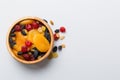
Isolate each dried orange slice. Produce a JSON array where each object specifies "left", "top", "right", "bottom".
[
  {"left": 33, "top": 34, "right": 50, "bottom": 52},
  {"left": 20, "top": 19, "right": 34, "bottom": 25}
]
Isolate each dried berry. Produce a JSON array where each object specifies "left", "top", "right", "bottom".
[
  {"left": 21, "top": 29, "right": 27, "bottom": 36},
  {"left": 43, "top": 19, "right": 48, "bottom": 23},
  {"left": 14, "top": 25, "right": 21, "bottom": 31},
  {"left": 10, "top": 33, "right": 16, "bottom": 37},
  {"left": 25, "top": 40, "right": 32, "bottom": 47},
  {"left": 25, "top": 24, "right": 33, "bottom": 31},
  {"left": 21, "top": 46, "right": 28, "bottom": 53},
  {"left": 44, "top": 30, "right": 51, "bottom": 42},
  {"left": 58, "top": 45, "right": 62, "bottom": 51},
  {"left": 54, "top": 34, "right": 59, "bottom": 40},
  {"left": 31, "top": 21, "right": 39, "bottom": 29},
  {"left": 54, "top": 29, "right": 59, "bottom": 33},
  {"left": 10, "top": 41, "right": 16, "bottom": 48},
  {"left": 52, "top": 46, "right": 57, "bottom": 52},
  {"left": 60, "top": 26, "right": 66, "bottom": 33},
  {"left": 22, "top": 54, "right": 31, "bottom": 61},
  {"left": 17, "top": 51, "right": 23, "bottom": 55},
  {"left": 33, "top": 50, "right": 39, "bottom": 59}
]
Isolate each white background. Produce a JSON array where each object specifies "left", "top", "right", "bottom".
[{"left": 0, "top": 0, "right": 120, "bottom": 80}]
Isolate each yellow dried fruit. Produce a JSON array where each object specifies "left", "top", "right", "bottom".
[
  {"left": 50, "top": 20, "right": 54, "bottom": 25},
  {"left": 60, "top": 36, "right": 65, "bottom": 40},
  {"left": 61, "top": 44, "right": 66, "bottom": 48},
  {"left": 20, "top": 19, "right": 34, "bottom": 25},
  {"left": 52, "top": 52, "right": 58, "bottom": 58},
  {"left": 27, "top": 30, "right": 40, "bottom": 42},
  {"left": 33, "top": 34, "right": 50, "bottom": 52},
  {"left": 41, "top": 26, "right": 46, "bottom": 32}
]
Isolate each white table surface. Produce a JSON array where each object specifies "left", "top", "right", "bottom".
[{"left": 0, "top": 0, "right": 120, "bottom": 80}]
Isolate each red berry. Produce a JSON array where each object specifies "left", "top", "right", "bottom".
[
  {"left": 60, "top": 26, "right": 66, "bottom": 33},
  {"left": 30, "top": 55, "right": 35, "bottom": 61},
  {"left": 14, "top": 25, "right": 21, "bottom": 31},
  {"left": 22, "top": 54, "right": 31, "bottom": 61},
  {"left": 25, "top": 24, "right": 33, "bottom": 31},
  {"left": 25, "top": 40, "right": 32, "bottom": 47},
  {"left": 21, "top": 46, "right": 28, "bottom": 52},
  {"left": 31, "top": 22, "right": 39, "bottom": 29},
  {"left": 54, "top": 34, "right": 59, "bottom": 40}
]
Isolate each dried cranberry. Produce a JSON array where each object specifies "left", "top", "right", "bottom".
[
  {"left": 60, "top": 26, "right": 66, "bottom": 33},
  {"left": 31, "top": 22, "right": 39, "bottom": 29},
  {"left": 22, "top": 54, "right": 31, "bottom": 61},
  {"left": 25, "top": 24, "right": 33, "bottom": 31},
  {"left": 30, "top": 54, "right": 35, "bottom": 61},
  {"left": 25, "top": 40, "right": 32, "bottom": 47},
  {"left": 54, "top": 34, "right": 59, "bottom": 40},
  {"left": 21, "top": 46, "right": 28, "bottom": 52},
  {"left": 14, "top": 25, "right": 21, "bottom": 31}
]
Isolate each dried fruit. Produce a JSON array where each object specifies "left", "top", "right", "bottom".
[
  {"left": 33, "top": 34, "right": 50, "bottom": 52},
  {"left": 54, "top": 29, "right": 59, "bottom": 33},
  {"left": 32, "top": 21, "right": 39, "bottom": 29},
  {"left": 61, "top": 44, "right": 66, "bottom": 48},
  {"left": 21, "top": 46, "right": 28, "bottom": 53},
  {"left": 60, "top": 26, "right": 66, "bottom": 33},
  {"left": 50, "top": 20, "right": 54, "bottom": 25},
  {"left": 25, "top": 24, "right": 33, "bottom": 31},
  {"left": 14, "top": 25, "right": 21, "bottom": 31},
  {"left": 10, "top": 33, "right": 16, "bottom": 37},
  {"left": 22, "top": 54, "right": 31, "bottom": 61},
  {"left": 21, "top": 29, "right": 27, "bottom": 36},
  {"left": 33, "top": 50, "right": 39, "bottom": 59},
  {"left": 54, "top": 34, "right": 59, "bottom": 40},
  {"left": 52, "top": 52, "right": 58, "bottom": 58},
  {"left": 25, "top": 40, "right": 32, "bottom": 47},
  {"left": 52, "top": 46, "right": 57, "bottom": 52},
  {"left": 17, "top": 51, "right": 23, "bottom": 55},
  {"left": 20, "top": 19, "right": 34, "bottom": 25},
  {"left": 58, "top": 45, "right": 62, "bottom": 51},
  {"left": 41, "top": 26, "right": 46, "bottom": 32},
  {"left": 43, "top": 19, "right": 48, "bottom": 23},
  {"left": 60, "top": 36, "right": 65, "bottom": 40}
]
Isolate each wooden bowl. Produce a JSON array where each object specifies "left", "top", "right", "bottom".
[{"left": 6, "top": 17, "right": 54, "bottom": 64}]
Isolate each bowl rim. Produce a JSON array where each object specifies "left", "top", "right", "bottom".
[{"left": 6, "top": 16, "right": 54, "bottom": 64}]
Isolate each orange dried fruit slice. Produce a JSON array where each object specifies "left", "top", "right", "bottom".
[
  {"left": 27, "top": 30, "right": 44, "bottom": 42},
  {"left": 20, "top": 19, "right": 34, "bottom": 25},
  {"left": 33, "top": 34, "right": 50, "bottom": 52},
  {"left": 13, "top": 32, "right": 26, "bottom": 51}
]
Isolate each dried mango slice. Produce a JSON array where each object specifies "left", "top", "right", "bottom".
[
  {"left": 33, "top": 34, "right": 50, "bottom": 52},
  {"left": 13, "top": 32, "right": 26, "bottom": 51},
  {"left": 20, "top": 19, "right": 34, "bottom": 25},
  {"left": 27, "top": 29, "right": 44, "bottom": 42}
]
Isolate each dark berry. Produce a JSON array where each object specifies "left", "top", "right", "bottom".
[
  {"left": 21, "top": 46, "right": 28, "bottom": 52},
  {"left": 21, "top": 25, "right": 25, "bottom": 29},
  {"left": 25, "top": 40, "right": 32, "bottom": 47},
  {"left": 31, "top": 22, "right": 39, "bottom": 29},
  {"left": 52, "top": 46, "right": 57, "bottom": 52},
  {"left": 22, "top": 54, "right": 31, "bottom": 61},
  {"left": 9, "top": 37, "right": 13, "bottom": 43},
  {"left": 11, "top": 28, "right": 15, "bottom": 33},
  {"left": 60, "top": 26, "right": 66, "bottom": 33},
  {"left": 10, "top": 41, "right": 16, "bottom": 48},
  {"left": 21, "top": 29, "right": 27, "bottom": 36},
  {"left": 10, "top": 33, "right": 16, "bottom": 37},
  {"left": 44, "top": 30, "right": 51, "bottom": 42},
  {"left": 17, "top": 51, "right": 23, "bottom": 55},
  {"left": 33, "top": 50, "right": 39, "bottom": 59},
  {"left": 43, "top": 19, "right": 48, "bottom": 23},
  {"left": 14, "top": 25, "right": 21, "bottom": 31},
  {"left": 55, "top": 29, "right": 59, "bottom": 33},
  {"left": 30, "top": 54, "right": 35, "bottom": 61},
  {"left": 58, "top": 46, "right": 62, "bottom": 51},
  {"left": 25, "top": 24, "right": 33, "bottom": 31}
]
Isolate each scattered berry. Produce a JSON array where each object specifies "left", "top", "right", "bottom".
[
  {"left": 54, "top": 29, "right": 59, "bottom": 33},
  {"left": 52, "top": 46, "right": 57, "bottom": 52},
  {"left": 25, "top": 24, "right": 33, "bottom": 31},
  {"left": 21, "top": 46, "right": 28, "bottom": 52},
  {"left": 60, "top": 26, "right": 66, "bottom": 33},
  {"left": 15, "top": 25, "right": 21, "bottom": 31},
  {"left": 58, "top": 45, "right": 62, "bottom": 51},
  {"left": 25, "top": 40, "right": 32, "bottom": 47},
  {"left": 54, "top": 34, "right": 59, "bottom": 40},
  {"left": 50, "top": 20, "right": 54, "bottom": 25}
]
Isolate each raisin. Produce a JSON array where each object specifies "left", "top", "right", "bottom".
[
  {"left": 52, "top": 46, "right": 57, "bottom": 52},
  {"left": 21, "top": 29, "right": 27, "bottom": 36},
  {"left": 10, "top": 33, "right": 16, "bottom": 37},
  {"left": 17, "top": 51, "right": 23, "bottom": 55},
  {"left": 43, "top": 19, "right": 48, "bottom": 23},
  {"left": 55, "top": 29, "right": 59, "bottom": 33}
]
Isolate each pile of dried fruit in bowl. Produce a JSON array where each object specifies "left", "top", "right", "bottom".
[{"left": 9, "top": 19, "right": 51, "bottom": 61}]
